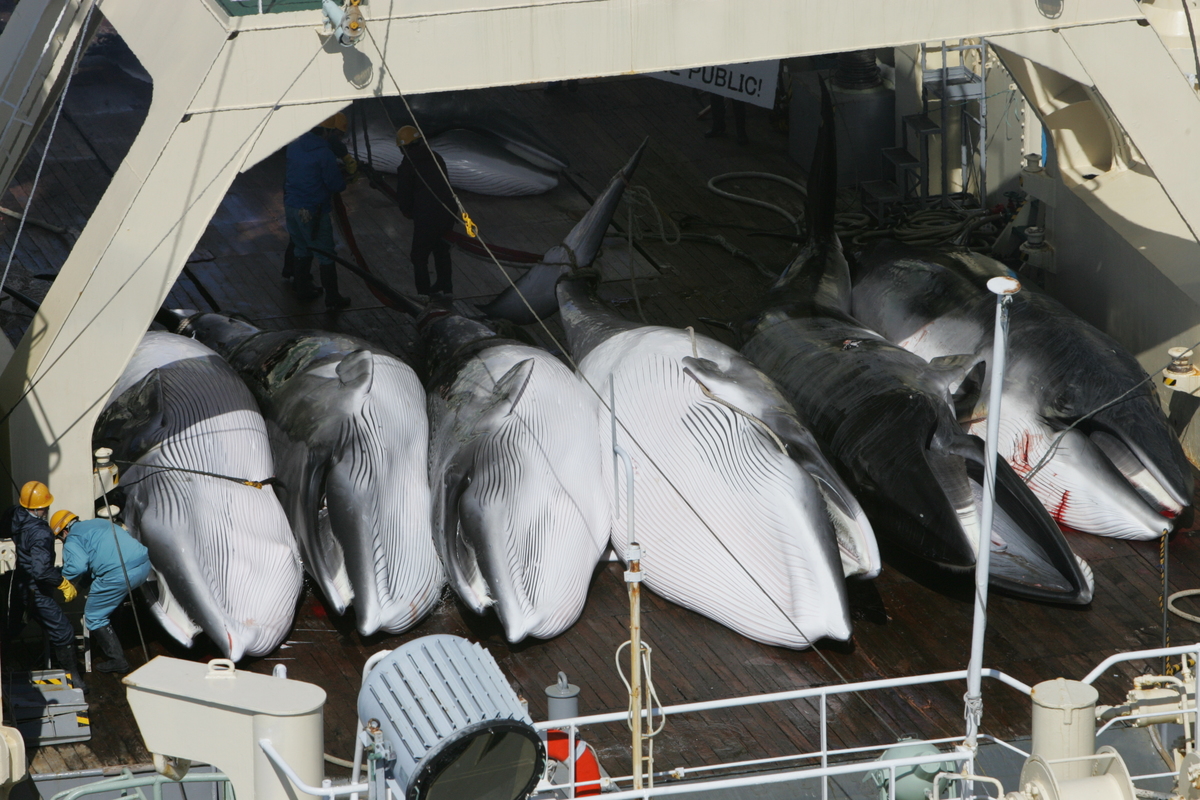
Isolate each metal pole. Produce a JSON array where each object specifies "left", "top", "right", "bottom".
[
  {"left": 964, "top": 275, "right": 1020, "bottom": 748},
  {"left": 628, "top": 544, "right": 644, "bottom": 790}
]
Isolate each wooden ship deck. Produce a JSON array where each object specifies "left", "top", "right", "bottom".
[{"left": 0, "top": 21, "right": 1197, "bottom": 783}]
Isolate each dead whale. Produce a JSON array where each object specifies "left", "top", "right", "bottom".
[
  {"left": 177, "top": 313, "right": 443, "bottom": 636},
  {"left": 94, "top": 332, "right": 303, "bottom": 660}
]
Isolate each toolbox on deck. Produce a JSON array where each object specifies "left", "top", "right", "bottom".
[{"left": 3, "top": 669, "right": 90, "bottom": 745}]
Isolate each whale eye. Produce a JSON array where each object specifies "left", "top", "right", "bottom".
[{"left": 1051, "top": 389, "right": 1076, "bottom": 415}]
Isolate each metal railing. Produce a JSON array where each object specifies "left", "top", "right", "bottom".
[
  {"left": 50, "top": 768, "right": 234, "bottom": 800},
  {"left": 531, "top": 668, "right": 1023, "bottom": 800},
  {"left": 529, "top": 644, "right": 1200, "bottom": 800}
]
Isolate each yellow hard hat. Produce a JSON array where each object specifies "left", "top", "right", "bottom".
[
  {"left": 50, "top": 509, "right": 78, "bottom": 535},
  {"left": 320, "top": 112, "right": 349, "bottom": 133},
  {"left": 396, "top": 125, "right": 421, "bottom": 147},
  {"left": 19, "top": 480, "right": 52, "bottom": 509}
]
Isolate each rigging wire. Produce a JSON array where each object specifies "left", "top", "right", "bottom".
[
  {"left": 361, "top": 29, "right": 902, "bottom": 740},
  {"left": 0, "top": 40, "right": 329, "bottom": 436},
  {"left": 97, "top": 481, "right": 150, "bottom": 665},
  {"left": 1021, "top": 338, "right": 1200, "bottom": 486},
  {"left": 0, "top": 0, "right": 99, "bottom": 300}
]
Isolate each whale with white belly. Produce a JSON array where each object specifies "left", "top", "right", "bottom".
[
  {"left": 94, "top": 332, "right": 302, "bottom": 660},
  {"left": 176, "top": 313, "right": 443, "bottom": 636}
]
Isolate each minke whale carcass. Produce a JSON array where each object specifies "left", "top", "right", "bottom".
[
  {"left": 362, "top": 127, "right": 559, "bottom": 197},
  {"left": 361, "top": 92, "right": 567, "bottom": 196},
  {"left": 423, "top": 310, "right": 609, "bottom": 643},
  {"left": 176, "top": 313, "right": 443, "bottom": 636},
  {"left": 850, "top": 243, "right": 1192, "bottom": 540},
  {"left": 740, "top": 83, "right": 1092, "bottom": 604},
  {"left": 490, "top": 140, "right": 873, "bottom": 646},
  {"left": 93, "top": 332, "right": 303, "bottom": 659}
]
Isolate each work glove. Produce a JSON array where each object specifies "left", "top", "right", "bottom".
[
  {"left": 341, "top": 154, "right": 360, "bottom": 182},
  {"left": 58, "top": 578, "right": 76, "bottom": 603}
]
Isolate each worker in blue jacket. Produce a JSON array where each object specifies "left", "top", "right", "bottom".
[
  {"left": 51, "top": 509, "right": 150, "bottom": 674},
  {"left": 282, "top": 112, "right": 352, "bottom": 310},
  {"left": 2, "top": 481, "right": 85, "bottom": 691}
]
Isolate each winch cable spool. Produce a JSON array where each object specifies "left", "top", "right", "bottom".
[
  {"left": 96, "top": 456, "right": 150, "bottom": 664},
  {"left": 360, "top": 42, "right": 906, "bottom": 746}
]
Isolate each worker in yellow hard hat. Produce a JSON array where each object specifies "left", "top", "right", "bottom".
[
  {"left": 2, "top": 481, "right": 85, "bottom": 692},
  {"left": 281, "top": 111, "right": 354, "bottom": 311},
  {"left": 395, "top": 124, "right": 458, "bottom": 298},
  {"left": 52, "top": 508, "right": 150, "bottom": 673}
]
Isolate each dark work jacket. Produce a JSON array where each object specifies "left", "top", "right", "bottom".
[
  {"left": 396, "top": 143, "right": 457, "bottom": 231},
  {"left": 284, "top": 132, "right": 346, "bottom": 215},
  {"left": 6, "top": 506, "right": 62, "bottom": 593}
]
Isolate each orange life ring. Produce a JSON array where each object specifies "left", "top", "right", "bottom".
[{"left": 545, "top": 729, "right": 602, "bottom": 796}]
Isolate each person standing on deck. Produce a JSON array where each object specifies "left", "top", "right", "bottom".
[
  {"left": 1, "top": 481, "right": 86, "bottom": 692},
  {"left": 51, "top": 509, "right": 150, "bottom": 674},
  {"left": 705, "top": 92, "right": 748, "bottom": 145},
  {"left": 396, "top": 125, "right": 458, "bottom": 298},
  {"left": 282, "top": 113, "right": 353, "bottom": 311}
]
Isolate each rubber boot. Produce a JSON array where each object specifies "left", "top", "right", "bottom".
[
  {"left": 90, "top": 624, "right": 129, "bottom": 674},
  {"left": 291, "top": 255, "right": 323, "bottom": 302},
  {"left": 53, "top": 644, "right": 87, "bottom": 694},
  {"left": 319, "top": 261, "right": 350, "bottom": 310}
]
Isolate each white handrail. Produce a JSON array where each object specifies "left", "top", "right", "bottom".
[
  {"left": 258, "top": 739, "right": 369, "bottom": 799},
  {"left": 574, "top": 750, "right": 968, "bottom": 800},
  {"left": 533, "top": 668, "right": 1030, "bottom": 731},
  {"left": 1082, "top": 644, "right": 1200, "bottom": 684},
  {"left": 1096, "top": 706, "right": 1199, "bottom": 735}
]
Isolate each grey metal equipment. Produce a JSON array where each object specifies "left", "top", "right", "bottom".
[
  {"left": 356, "top": 635, "right": 545, "bottom": 800},
  {"left": 544, "top": 672, "right": 580, "bottom": 721},
  {"left": 1030, "top": 678, "right": 1098, "bottom": 780},
  {"left": 4, "top": 670, "right": 89, "bottom": 746}
]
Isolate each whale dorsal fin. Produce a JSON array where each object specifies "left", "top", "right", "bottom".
[
  {"left": 336, "top": 350, "right": 374, "bottom": 393},
  {"left": 489, "top": 358, "right": 535, "bottom": 417},
  {"left": 927, "top": 353, "right": 985, "bottom": 420}
]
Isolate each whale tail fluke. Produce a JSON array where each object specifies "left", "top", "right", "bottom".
[{"left": 481, "top": 139, "right": 649, "bottom": 325}]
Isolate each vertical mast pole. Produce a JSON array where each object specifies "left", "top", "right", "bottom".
[
  {"left": 613, "top": 377, "right": 645, "bottom": 790},
  {"left": 628, "top": 544, "right": 643, "bottom": 790},
  {"left": 965, "top": 275, "right": 1020, "bottom": 748}
]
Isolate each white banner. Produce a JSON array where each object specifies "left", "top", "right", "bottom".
[{"left": 650, "top": 61, "right": 780, "bottom": 109}]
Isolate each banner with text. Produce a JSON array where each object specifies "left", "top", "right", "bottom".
[{"left": 650, "top": 61, "right": 780, "bottom": 109}]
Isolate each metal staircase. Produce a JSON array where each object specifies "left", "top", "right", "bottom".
[{"left": 886, "top": 40, "right": 989, "bottom": 208}]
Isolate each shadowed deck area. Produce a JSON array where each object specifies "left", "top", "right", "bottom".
[{"left": 0, "top": 34, "right": 1196, "bottom": 784}]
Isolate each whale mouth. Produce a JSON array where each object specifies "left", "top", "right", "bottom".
[
  {"left": 971, "top": 478, "right": 1071, "bottom": 596},
  {"left": 1079, "top": 405, "right": 1192, "bottom": 511},
  {"left": 1087, "top": 428, "right": 1185, "bottom": 519}
]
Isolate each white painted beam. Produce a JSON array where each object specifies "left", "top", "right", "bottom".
[
  {"left": 1059, "top": 20, "right": 1200, "bottom": 243},
  {"left": 0, "top": 0, "right": 97, "bottom": 203},
  {"left": 0, "top": 0, "right": 1152, "bottom": 512},
  {"left": 0, "top": 0, "right": 296, "bottom": 514},
  {"left": 189, "top": 0, "right": 1141, "bottom": 114}
]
